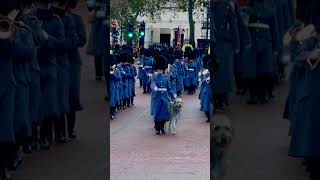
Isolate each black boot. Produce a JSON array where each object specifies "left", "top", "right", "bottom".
[{"left": 67, "top": 112, "right": 77, "bottom": 139}]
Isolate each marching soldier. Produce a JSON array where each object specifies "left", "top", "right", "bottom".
[
  {"left": 0, "top": 1, "right": 31, "bottom": 178},
  {"left": 150, "top": 55, "right": 177, "bottom": 135},
  {"left": 199, "top": 55, "right": 212, "bottom": 123},
  {"left": 173, "top": 49, "right": 185, "bottom": 96},
  {"left": 212, "top": 0, "right": 240, "bottom": 109},
  {"left": 66, "top": 0, "right": 87, "bottom": 139},
  {"left": 141, "top": 49, "right": 155, "bottom": 93},
  {"left": 86, "top": 0, "right": 107, "bottom": 80},
  {"left": 234, "top": 1, "right": 251, "bottom": 95},
  {"left": 243, "top": 0, "right": 280, "bottom": 104},
  {"left": 51, "top": 0, "right": 78, "bottom": 143},
  {"left": 34, "top": 0, "right": 63, "bottom": 149}
]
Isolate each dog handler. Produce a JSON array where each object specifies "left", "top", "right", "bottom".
[{"left": 150, "top": 55, "right": 177, "bottom": 135}]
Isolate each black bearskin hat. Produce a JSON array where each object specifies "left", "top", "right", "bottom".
[
  {"left": 155, "top": 55, "right": 167, "bottom": 70},
  {"left": 66, "top": 0, "right": 78, "bottom": 9},
  {"left": 119, "top": 51, "right": 128, "bottom": 63},
  {"left": 144, "top": 48, "right": 152, "bottom": 57}
]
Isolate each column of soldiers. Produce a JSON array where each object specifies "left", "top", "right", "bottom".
[
  {"left": 212, "top": 0, "right": 295, "bottom": 110},
  {"left": 109, "top": 45, "right": 137, "bottom": 120},
  {"left": 0, "top": 0, "right": 87, "bottom": 179},
  {"left": 282, "top": 0, "right": 320, "bottom": 179}
]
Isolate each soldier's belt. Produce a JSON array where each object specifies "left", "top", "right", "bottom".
[
  {"left": 187, "top": 69, "right": 195, "bottom": 71},
  {"left": 248, "top": 23, "right": 270, "bottom": 29},
  {"left": 143, "top": 66, "right": 152, "bottom": 69},
  {"left": 158, "top": 88, "right": 167, "bottom": 92}
]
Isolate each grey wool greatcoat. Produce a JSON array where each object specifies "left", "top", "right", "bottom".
[
  {"left": 12, "top": 23, "right": 36, "bottom": 137},
  {"left": 212, "top": 0, "right": 240, "bottom": 94},
  {"left": 86, "top": 0, "right": 107, "bottom": 56},
  {"left": 0, "top": 36, "right": 28, "bottom": 143},
  {"left": 234, "top": 3, "right": 252, "bottom": 75},
  {"left": 22, "top": 14, "right": 47, "bottom": 125},
  {"left": 36, "top": 9, "right": 64, "bottom": 119},
  {"left": 243, "top": 1, "right": 279, "bottom": 78},
  {"left": 51, "top": 6, "right": 79, "bottom": 115},
  {"left": 69, "top": 12, "right": 87, "bottom": 112},
  {"left": 288, "top": 59, "right": 320, "bottom": 158}
]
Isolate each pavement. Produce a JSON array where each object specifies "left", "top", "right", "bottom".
[
  {"left": 110, "top": 86, "right": 210, "bottom": 180},
  {"left": 222, "top": 82, "right": 310, "bottom": 180}
]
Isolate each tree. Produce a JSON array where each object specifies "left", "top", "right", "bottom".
[{"left": 174, "top": 0, "right": 206, "bottom": 46}]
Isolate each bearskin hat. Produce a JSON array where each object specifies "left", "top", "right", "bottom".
[
  {"left": 144, "top": 48, "right": 152, "bottom": 57},
  {"left": 119, "top": 51, "right": 128, "bottom": 63},
  {"left": 173, "top": 49, "right": 183, "bottom": 60},
  {"left": 155, "top": 55, "right": 167, "bottom": 70}
]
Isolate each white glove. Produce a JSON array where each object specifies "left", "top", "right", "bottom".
[
  {"left": 173, "top": 94, "right": 177, "bottom": 99},
  {"left": 154, "top": 87, "right": 158, "bottom": 91},
  {"left": 42, "top": 30, "right": 49, "bottom": 40}
]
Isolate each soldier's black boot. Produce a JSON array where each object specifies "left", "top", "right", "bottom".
[
  {"left": 143, "top": 85, "right": 147, "bottom": 93},
  {"left": 131, "top": 97, "right": 134, "bottom": 106},
  {"left": 247, "top": 78, "right": 258, "bottom": 104},
  {"left": 67, "top": 112, "right": 77, "bottom": 139}
]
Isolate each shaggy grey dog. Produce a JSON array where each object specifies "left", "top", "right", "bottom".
[
  {"left": 165, "top": 98, "right": 183, "bottom": 135},
  {"left": 211, "top": 116, "right": 234, "bottom": 180}
]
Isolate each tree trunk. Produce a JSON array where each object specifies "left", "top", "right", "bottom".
[{"left": 188, "top": 0, "right": 195, "bottom": 47}]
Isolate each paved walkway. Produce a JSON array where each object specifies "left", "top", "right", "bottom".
[{"left": 110, "top": 87, "right": 210, "bottom": 180}]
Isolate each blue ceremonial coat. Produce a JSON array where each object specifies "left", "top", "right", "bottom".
[
  {"left": 129, "top": 65, "right": 137, "bottom": 97},
  {"left": 199, "top": 71, "right": 211, "bottom": 113},
  {"left": 54, "top": 11, "right": 78, "bottom": 115},
  {"left": 288, "top": 61, "right": 320, "bottom": 158},
  {"left": 234, "top": 4, "right": 251, "bottom": 75},
  {"left": 86, "top": 1, "right": 107, "bottom": 56},
  {"left": 69, "top": 12, "right": 87, "bottom": 112},
  {"left": 150, "top": 73, "right": 175, "bottom": 122},
  {"left": 244, "top": 1, "right": 279, "bottom": 78},
  {"left": 13, "top": 25, "right": 35, "bottom": 137},
  {"left": 0, "top": 37, "right": 24, "bottom": 143},
  {"left": 121, "top": 64, "right": 130, "bottom": 99},
  {"left": 213, "top": 1, "right": 240, "bottom": 94},
  {"left": 22, "top": 14, "right": 46, "bottom": 125},
  {"left": 174, "top": 60, "right": 185, "bottom": 93},
  {"left": 141, "top": 57, "right": 155, "bottom": 85},
  {"left": 37, "top": 10, "right": 64, "bottom": 118},
  {"left": 117, "top": 64, "right": 124, "bottom": 101},
  {"left": 110, "top": 69, "right": 120, "bottom": 106},
  {"left": 185, "top": 61, "right": 198, "bottom": 87}
]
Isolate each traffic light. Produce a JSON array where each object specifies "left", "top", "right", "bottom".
[
  {"left": 128, "top": 22, "right": 134, "bottom": 38},
  {"left": 139, "top": 21, "right": 145, "bottom": 48},
  {"left": 139, "top": 21, "right": 145, "bottom": 37}
]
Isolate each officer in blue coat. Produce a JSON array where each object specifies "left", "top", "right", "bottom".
[
  {"left": 185, "top": 52, "right": 198, "bottom": 95},
  {"left": 285, "top": 18, "right": 320, "bottom": 180},
  {"left": 51, "top": 0, "right": 78, "bottom": 143},
  {"left": 66, "top": 0, "right": 87, "bottom": 138},
  {"left": 141, "top": 49, "right": 155, "bottom": 93},
  {"left": 244, "top": 0, "right": 280, "bottom": 104},
  {"left": 119, "top": 52, "right": 130, "bottom": 108},
  {"left": 35, "top": 0, "right": 64, "bottom": 149},
  {"left": 18, "top": 0, "right": 46, "bottom": 151},
  {"left": 128, "top": 56, "right": 137, "bottom": 106},
  {"left": 150, "top": 55, "right": 177, "bottom": 135},
  {"left": 13, "top": 3, "right": 42, "bottom": 166},
  {"left": 0, "top": 1, "right": 27, "bottom": 177},
  {"left": 234, "top": 1, "right": 251, "bottom": 95},
  {"left": 110, "top": 55, "right": 118, "bottom": 119},
  {"left": 212, "top": 0, "right": 240, "bottom": 109},
  {"left": 86, "top": 0, "right": 107, "bottom": 80},
  {"left": 173, "top": 49, "right": 185, "bottom": 96},
  {"left": 199, "top": 55, "right": 212, "bottom": 123}
]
